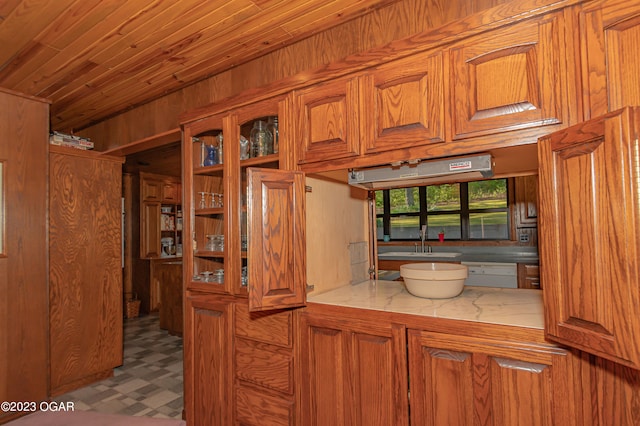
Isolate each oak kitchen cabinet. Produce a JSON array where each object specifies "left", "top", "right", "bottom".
[
  {"left": 48, "top": 146, "right": 124, "bottom": 396},
  {"left": 183, "top": 293, "right": 232, "bottom": 426},
  {"left": 181, "top": 93, "right": 304, "bottom": 425},
  {"left": 156, "top": 259, "right": 183, "bottom": 336},
  {"left": 579, "top": 0, "right": 640, "bottom": 119},
  {"left": 538, "top": 106, "right": 640, "bottom": 370},
  {"left": 295, "top": 75, "right": 362, "bottom": 164},
  {"left": 0, "top": 88, "right": 49, "bottom": 425},
  {"left": 174, "top": 0, "right": 640, "bottom": 424},
  {"left": 139, "top": 172, "right": 182, "bottom": 259},
  {"left": 296, "top": 11, "right": 572, "bottom": 173},
  {"left": 298, "top": 307, "right": 409, "bottom": 425},
  {"left": 299, "top": 303, "right": 583, "bottom": 426},
  {"left": 361, "top": 50, "right": 445, "bottom": 154},
  {"left": 408, "top": 329, "right": 579, "bottom": 425},
  {"left": 449, "top": 11, "right": 567, "bottom": 140}
]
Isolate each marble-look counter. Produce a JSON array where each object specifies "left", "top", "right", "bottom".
[{"left": 307, "top": 280, "right": 544, "bottom": 329}]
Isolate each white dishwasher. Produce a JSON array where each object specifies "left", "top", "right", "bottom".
[{"left": 461, "top": 262, "right": 518, "bottom": 288}]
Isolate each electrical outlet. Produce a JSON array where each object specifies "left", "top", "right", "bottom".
[{"left": 519, "top": 233, "right": 530, "bottom": 243}]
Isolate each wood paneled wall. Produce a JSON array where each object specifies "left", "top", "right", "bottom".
[
  {"left": 79, "top": 0, "right": 511, "bottom": 150},
  {"left": 0, "top": 88, "right": 50, "bottom": 425}
]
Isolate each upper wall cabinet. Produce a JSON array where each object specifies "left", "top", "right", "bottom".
[
  {"left": 538, "top": 107, "right": 640, "bottom": 370},
  {"left": 360, "top": 50, "right": 445, "bottom": 154},
  {"left": 450, "top": 12, "right": 566, "bottom": 139},
  {"left": 579, "top": 0, "right": 640, "bottom": 119},
  {"left": 295, "top": 75, "right": 361, "bottom": 164}
]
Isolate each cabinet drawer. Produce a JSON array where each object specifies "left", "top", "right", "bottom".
[
  {"left": 234, "top": 303, "right": 292, "bottom": 348},
  {"left": 235, "top": 382, "right": 294, "bottom": 426},
  {"left": 234, "top": 337, "right": 293, "bottom": 394}
]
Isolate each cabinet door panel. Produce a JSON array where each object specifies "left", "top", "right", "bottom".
[
  {"left": 487, "top": 356, "right": 553, "bottom": 426},
  {"left": 451, "top": 13, "right": 565, "bottom": 139},
  {"left": 409, "top": 330, "right": 577, "bottom": 426},
  {"left": 362, "top": 51, "right": 445, "bottom": 153},
  {"left": 247, "top": 168, "right": 306, "bottom": 311},
  {"left": 296, "top": 76, "right": 360, "bottom": 163},
  {"left": 300, "top": 312, "right": 408, "bottom": 426},
  {"left": 300, "top": 321, "right": 346, "bottom": 426},
  {"left": 580, "top": 1, "right": 640, "bottom": 118},
  {"left": 538, "top": 107, "right": 640, "bottom": 369},
  {"left": 183, "top": 295, "right": 231, "bottom": 426},
  {"left": 141, "top": 202, "right": 161, "bottom": 258},
  {"left": 162, "top": 182, "right": 179, "bottom": 202},
  {"left": 142, "top": 179, "right": 161, "bottom": 201},
  {"left": 408, "top": 330, "right": 474, "bottom": 425}
]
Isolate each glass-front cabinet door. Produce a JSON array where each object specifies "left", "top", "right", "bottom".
[{"left": 183, "top": 113, "right": 228, "bottom": 294}]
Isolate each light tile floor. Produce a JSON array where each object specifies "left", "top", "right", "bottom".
[{"left": 53, "top": 314, "right": 184, "bottom": 419}]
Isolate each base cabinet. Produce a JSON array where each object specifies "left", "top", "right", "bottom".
[
  {"left": 183, "top": 294, "right": 296, "bottom": 426},
  {"left": 298, "top": 308, "right": 409, "bottom": 426},
  {"left": 407, "top": 329, "right": 581, "bottom": 426},
  {"left": 156, "top": 260, "right": 183, "bottom": 336},
  {"left": 183, "top": 293, "right": 232, "bottom": 426}
]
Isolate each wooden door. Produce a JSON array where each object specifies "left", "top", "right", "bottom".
[
  {"left": 408, "top": 329, "right": 578, "bottom": 426},
  {"left": 450, "top": 12, "right": 566, "bottom": 139},
  {"left": 49, "top": 147, "right": 123, "bottom": 396},
  {"left": 538, "top": 106, "right": 640, "bottom": 369},
  {"left": 295, "top": 75, "right": 361, "bottom": 164},
  {"left": 0, "top": 89, "right": 49, "bottom": 424},
  {"left": 299, "top": 310, "right": 408, "bottom": 426},
  {"left": 183, "top": 293, "right": 232, "bottom": 426},
  {"left": 579, "top": 0, "right": 640, "bottom": 118},
  {"left": 247, "top": 168, "right": 306, "bottom": 311},
  {"left": 361, "top": 50, "right": 445, "bottom": 153}
]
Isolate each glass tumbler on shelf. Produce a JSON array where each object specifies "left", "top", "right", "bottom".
[
  {"left": 239, "top": 136, "right": 250, "bottom": 160},
  {"left": 250, "top": 120, "right": 273, "bottom": 157},
  {"left": 216, "top": 133, "right": 224, "bottom": 164}
]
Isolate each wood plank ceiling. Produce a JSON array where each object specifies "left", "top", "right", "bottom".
[{"left": 0, "top": 0, "right": 398, "bottom": 133}]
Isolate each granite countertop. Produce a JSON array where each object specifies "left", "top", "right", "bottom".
[{"left": 307, "top": 280, "right": 544, "bottom": 329}]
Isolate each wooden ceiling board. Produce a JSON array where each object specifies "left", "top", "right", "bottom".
[{"left": 0, "top": 0, "right": 401, "bottom": 132}]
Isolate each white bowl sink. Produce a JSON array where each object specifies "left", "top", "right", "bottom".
[
  {"left": 381, "top": 251, "right": 461, "bottom": 258},
  {"left": 400, "top": 262, "right": 468, "bottom": 299}
]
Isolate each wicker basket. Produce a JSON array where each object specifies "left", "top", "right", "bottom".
[{"left": 125, "top": 295, "right": 141, "bottom": 319}]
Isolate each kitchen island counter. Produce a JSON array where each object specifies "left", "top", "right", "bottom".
[{"left": 307, "top": 280, "right": 544, "bottom": 329}]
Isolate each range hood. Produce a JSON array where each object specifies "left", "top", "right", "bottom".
[{"left": 348, "top": 154, "right": 494, "bottom": 189}]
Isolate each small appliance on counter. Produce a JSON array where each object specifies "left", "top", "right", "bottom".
[{"left": 161, "top": 237, "right": 175, "bottom": 257}]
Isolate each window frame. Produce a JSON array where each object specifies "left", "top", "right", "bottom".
[{"left": 376, "top": 178, "right": 511, "bottom": 241}]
